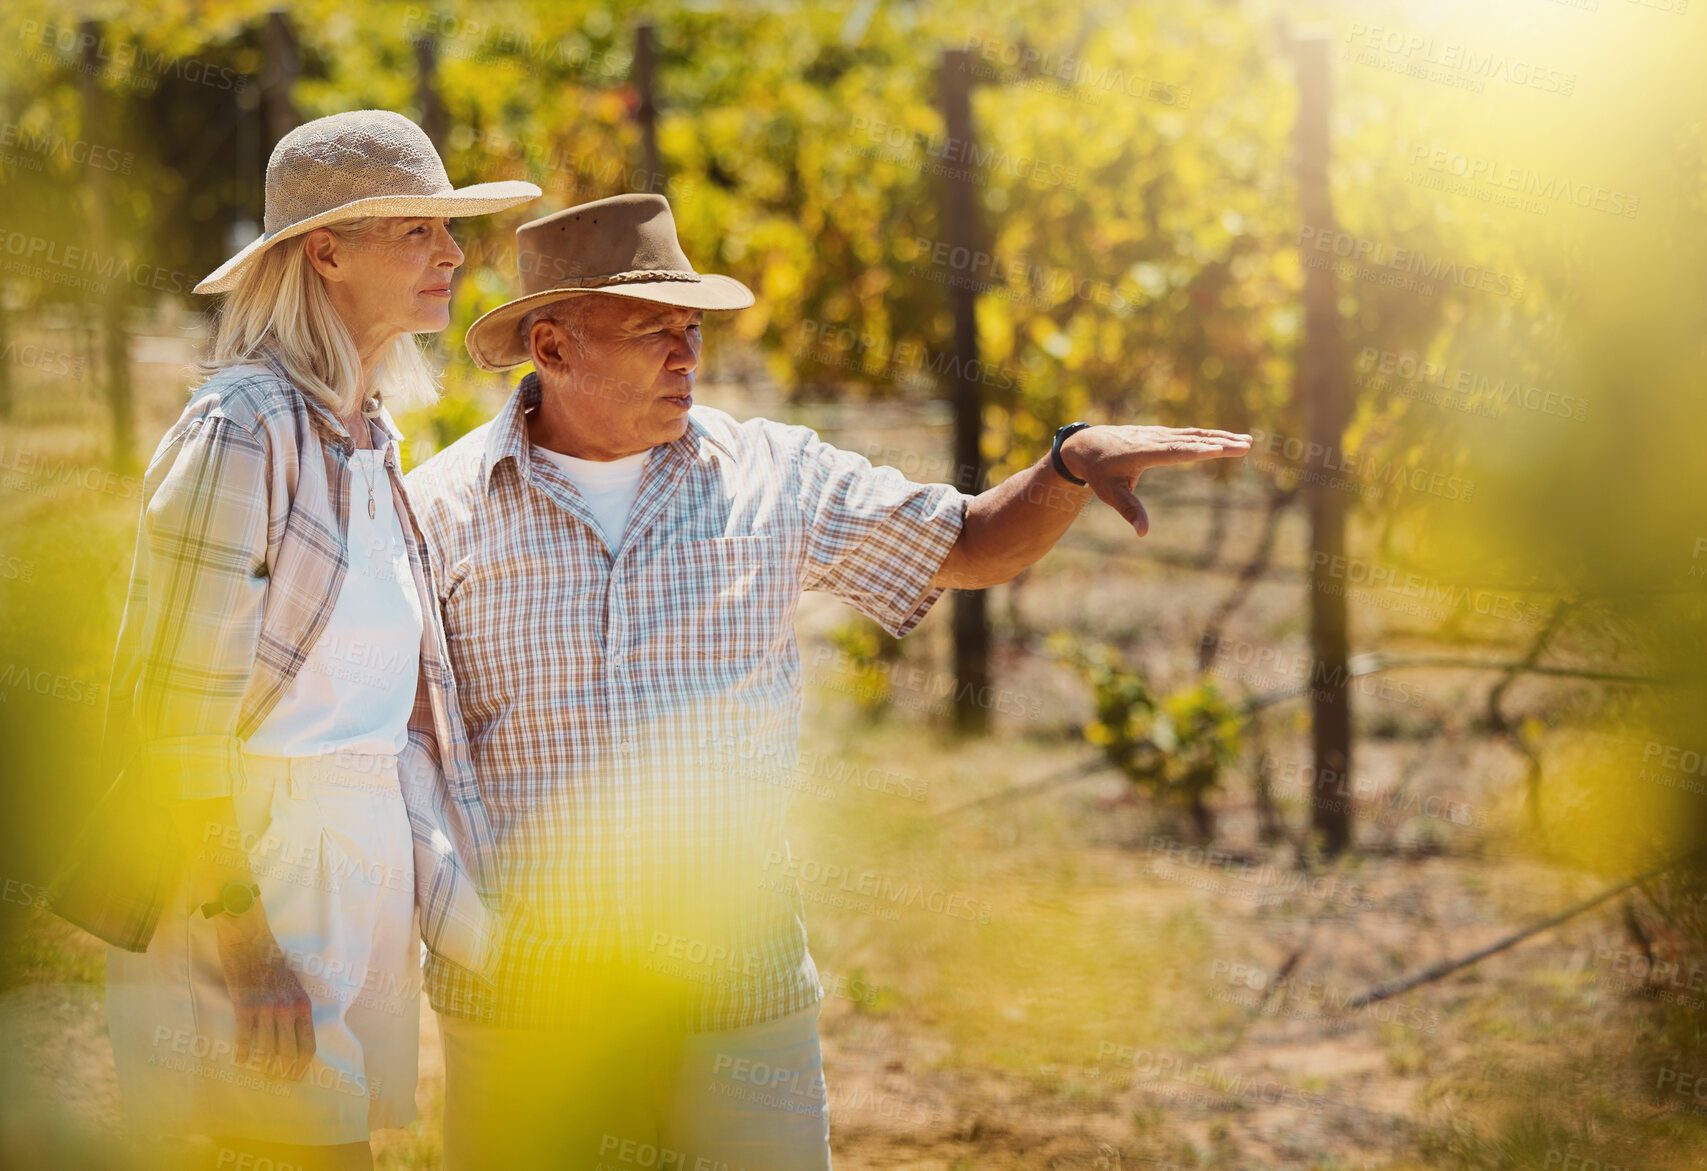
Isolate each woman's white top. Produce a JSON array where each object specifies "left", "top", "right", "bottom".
[
  {"left": 245, "top": 445, "right": 423, "bottom": 758},
  {"left": 534, "top": 447, "right": 650, "bottom": 552}
]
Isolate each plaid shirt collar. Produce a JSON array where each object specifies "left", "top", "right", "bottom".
[
  {"left": 256, "top": 349, "right": 403, "bottom": 451},
  {"left": 482, "top": 371, "right": 712, "bottom": 487}
]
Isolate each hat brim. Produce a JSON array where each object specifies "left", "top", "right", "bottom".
[
  {"left": 192, "top": 179, "right": 544, "bottom": 295},
  {"left": 463, "top": 275, "right": 755, "bottom": 372}
]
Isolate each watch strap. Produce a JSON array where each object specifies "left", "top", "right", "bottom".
[
  {"left": 200, "top": 881, "right": 260, "bottom": 919},
  {"left": 1052, "top": 422, "right": 1093, "bottom": 486}
]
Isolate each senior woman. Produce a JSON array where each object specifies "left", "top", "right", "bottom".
[{"left": 48, "top": 110, "right": 538, "bottom": 1170}]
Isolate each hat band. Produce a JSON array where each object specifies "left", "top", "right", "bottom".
[
  {"left": 263, "top": 179, "right": 456, "bottom": 233},
  {"left": 533, "top": 268, "right": 704, "bottom": 290}
]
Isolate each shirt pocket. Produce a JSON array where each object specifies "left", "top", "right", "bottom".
[{"left": 649, "top": 536, "right": 795, "bottom": 664}]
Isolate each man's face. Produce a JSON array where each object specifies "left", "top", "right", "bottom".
[{"left": 533, "top": 295, "right": 704, "bottom": 455}]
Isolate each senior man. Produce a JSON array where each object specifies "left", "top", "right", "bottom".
[{"left": 407, "top": 192, "right": 1249, "bottom": 1169}]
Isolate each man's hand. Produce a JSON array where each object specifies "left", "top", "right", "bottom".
[
  {"left": 931, "top": 423, "right": 1251, "bottom": 590},
  {"left": 1061, "top": 425, "right": 1252, "bottom": 537}
]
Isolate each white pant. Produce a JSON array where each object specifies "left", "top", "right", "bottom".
[
  {"left": 106, "top": 752, "right": 420, "bottom": 1146},
  {"left": 441, "top": 1002, "right": 831, "bottom": 1171}
]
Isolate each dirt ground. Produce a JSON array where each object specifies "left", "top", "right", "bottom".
[{"left": 3, "top": 722, "right": 1701, "bottom": 1170}]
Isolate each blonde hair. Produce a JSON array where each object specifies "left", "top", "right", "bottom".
[{"left": 199, "top": 217, "right": 439, "bottom": 416}]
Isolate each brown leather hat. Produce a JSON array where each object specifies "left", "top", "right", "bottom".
[{"left": 464, "top": 192, "right": 754, "bottom": 372}]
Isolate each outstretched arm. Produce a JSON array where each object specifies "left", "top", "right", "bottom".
[{"left": 931, "top": 425, "right": 1252, "bottom": 590}]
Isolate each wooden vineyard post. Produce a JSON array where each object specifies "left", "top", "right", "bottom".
[
  {"left": 1292, "top": 31, "right": 1353, "bottom": 855},
  {"left": 939, "top": 48, "right": 990, "bottom": 735}
]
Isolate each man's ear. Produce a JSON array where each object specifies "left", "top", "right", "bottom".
[
  {"left": 303, "top": 228, "right": 344, "bottom": 284},
  {"left": 529, "top": 318, "right": 574, "bottom": 375}
]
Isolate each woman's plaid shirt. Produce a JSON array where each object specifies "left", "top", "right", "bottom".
[
  {"left": 49, "top": 356, "right": 505, "bottom": 979},
  {"left": 406, "top": 373, "right": 969, "bottom": 1032}
]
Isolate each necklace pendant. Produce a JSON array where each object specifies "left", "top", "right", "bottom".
[{"left": 367, "top": 491, "right": 377, "bottom": 519}]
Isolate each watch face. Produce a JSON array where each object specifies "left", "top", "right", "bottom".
[{"left": 224, "top": 883, "right": 256, "bottom": 916}]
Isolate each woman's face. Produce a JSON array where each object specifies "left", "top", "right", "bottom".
[{"left": 307, "top": 217, "right": 464, "bottom": 347}]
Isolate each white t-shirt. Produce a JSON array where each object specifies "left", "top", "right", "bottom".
[
  {"left": 246, "top": 446, "right": 424, "bottom": 758},
  {"left": 534, "top": 446, "right": 650, "bottom": 552}
]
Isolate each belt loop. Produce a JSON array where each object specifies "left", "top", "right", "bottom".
[
  {"left": 229, "top": 739, "right": 250, "bottom": 799},
  {"left": 286, "top": 757, "right": 307, "bottom": 799},
  {"left": 239, "top": 750, "right": 265, "bottom": 797}
]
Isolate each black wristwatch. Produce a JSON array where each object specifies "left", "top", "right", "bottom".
[
  {"left": 1051, "top": 422, "right": 1094, "bottom": 486},
  {"left": 200, "top": 880, "right": 261, "bottom": 920}
]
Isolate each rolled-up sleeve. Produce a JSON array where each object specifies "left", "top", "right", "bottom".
[
  {"left": 794, "top": 431, "right": 970, "bottom": 638},
  {"left": 130, "top": 414, "right": 271, "bottom": 801}
]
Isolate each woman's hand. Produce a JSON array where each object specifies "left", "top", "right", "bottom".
[
  {"left": 212, "top": 906, "right": 317, "bottom": 1079},
  {"left": 168, "top": 798, "right": 317, "bottom": 1080}
]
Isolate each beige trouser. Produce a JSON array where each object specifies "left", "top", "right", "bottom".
[
  {"left": 441, "top": 996, "right": 830, "bottom": 1171},
  {"left": 106, "top": 753, "right": 420, "bottom": 1148}
]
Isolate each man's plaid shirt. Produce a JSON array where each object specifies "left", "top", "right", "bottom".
[
  {"left": 49, "top": 354, "right": 505, "bottom": 979},
  {"left": 406, "top": 373, "right": 969, "bottom": 1032}
]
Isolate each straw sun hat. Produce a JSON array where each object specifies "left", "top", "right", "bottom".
[{"left": 193, "top": 109, "right": 541, "bottom": 295}]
